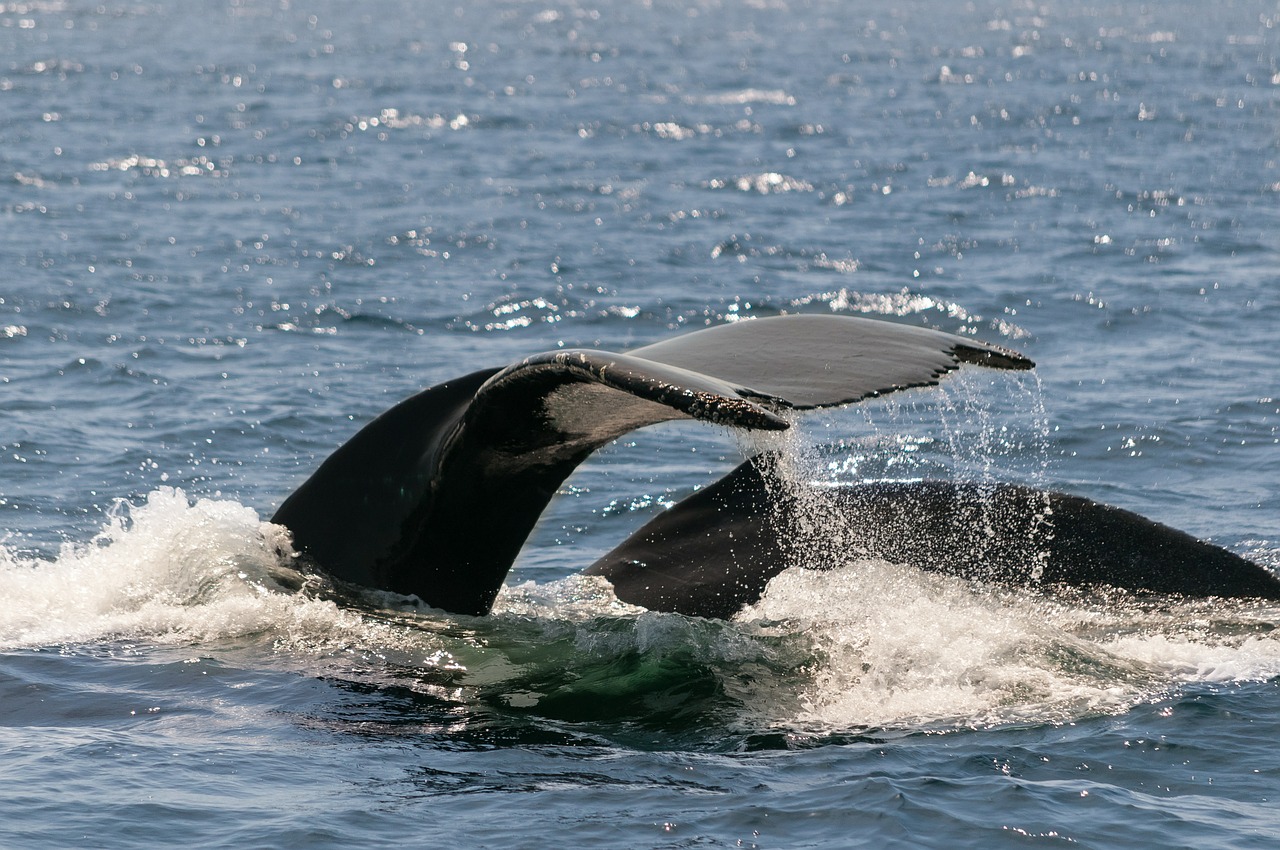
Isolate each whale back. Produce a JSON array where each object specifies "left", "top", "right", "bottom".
[{"left": 586, "top": 454, "right": 1280, "bottom": 616}]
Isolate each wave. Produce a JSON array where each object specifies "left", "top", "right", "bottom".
[
  {"left": 4, "top": 486, "right": 1279, "bottom": 741},
  {"left": 0, "top": 489, "right": 353, "bottom": 650}
]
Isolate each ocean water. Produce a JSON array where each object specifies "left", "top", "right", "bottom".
[{"left": 3, "top": 0, "right": 1280, "bottom": 847}]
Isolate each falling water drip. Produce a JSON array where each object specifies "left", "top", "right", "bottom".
[{"left": 734, "top": 370, "right": 1055, "bottom": 584}]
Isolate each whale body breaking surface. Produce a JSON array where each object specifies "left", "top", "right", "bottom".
[{"left": 270, "top": 314, "right": 1280, "bottom": 617}]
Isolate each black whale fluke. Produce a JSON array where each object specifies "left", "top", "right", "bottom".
[
  {"left": 272, "top": 314, "right": 1032, "bottom": 614},
  {"left": 272, "top": 313, "right": 1280, "bottom": 618}
]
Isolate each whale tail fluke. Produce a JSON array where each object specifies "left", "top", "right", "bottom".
[{"left": 273, "top": 315, "right": 1032, "bottom": 614}]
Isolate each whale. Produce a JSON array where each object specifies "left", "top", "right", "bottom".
[
  {"left": 271, "top": 313, "right": 1280, "bottom": 616},
  {"left": 585, "top": 452, "right": 1280, "bottom": 618}
]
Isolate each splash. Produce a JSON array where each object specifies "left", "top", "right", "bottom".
[
  {"left": 0, "top": 489, "right": 367, "bottom": 651},
  {"left": 4, "top": 432, "right": 1279, "bottom": 738},
  {"left": 743, "top": 560, "right": 1280, "bottom": 731},
  {"left": 724, "top": 376, "right": 1280, "bottom": 732}
]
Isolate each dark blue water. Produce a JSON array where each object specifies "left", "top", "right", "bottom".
[{"left": 3, "top": 1, "right": 1280, "bottom": 847}]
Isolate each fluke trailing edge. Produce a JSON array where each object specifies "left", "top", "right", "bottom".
[{"left": 271, "top": 314, "right": 1280, "bottom": 616}]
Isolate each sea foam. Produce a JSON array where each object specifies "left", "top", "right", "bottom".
[{"left": 0, "top": 489, "right": 362, "bottom": 651}]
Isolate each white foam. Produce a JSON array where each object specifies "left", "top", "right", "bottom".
[
  {"left": 494, "top": 574, "right": 647, "bottom": 620},
  {"left": 740, "top": 556, "right": 1280, "bottom": 730},
  {"left": 7, "top": 487, "right": 1279, "bottom": 733},
  {"left": 0, "top": 489, "right": 368, "bottom": 652}
]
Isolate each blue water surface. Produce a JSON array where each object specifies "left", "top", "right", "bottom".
[{"left": 3, "top": 1, "right": 1280, "bottom": 847}]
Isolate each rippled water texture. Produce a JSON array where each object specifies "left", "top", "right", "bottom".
[{"left": 3, "top": 1, "right": 1280, "bottom": 848}]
